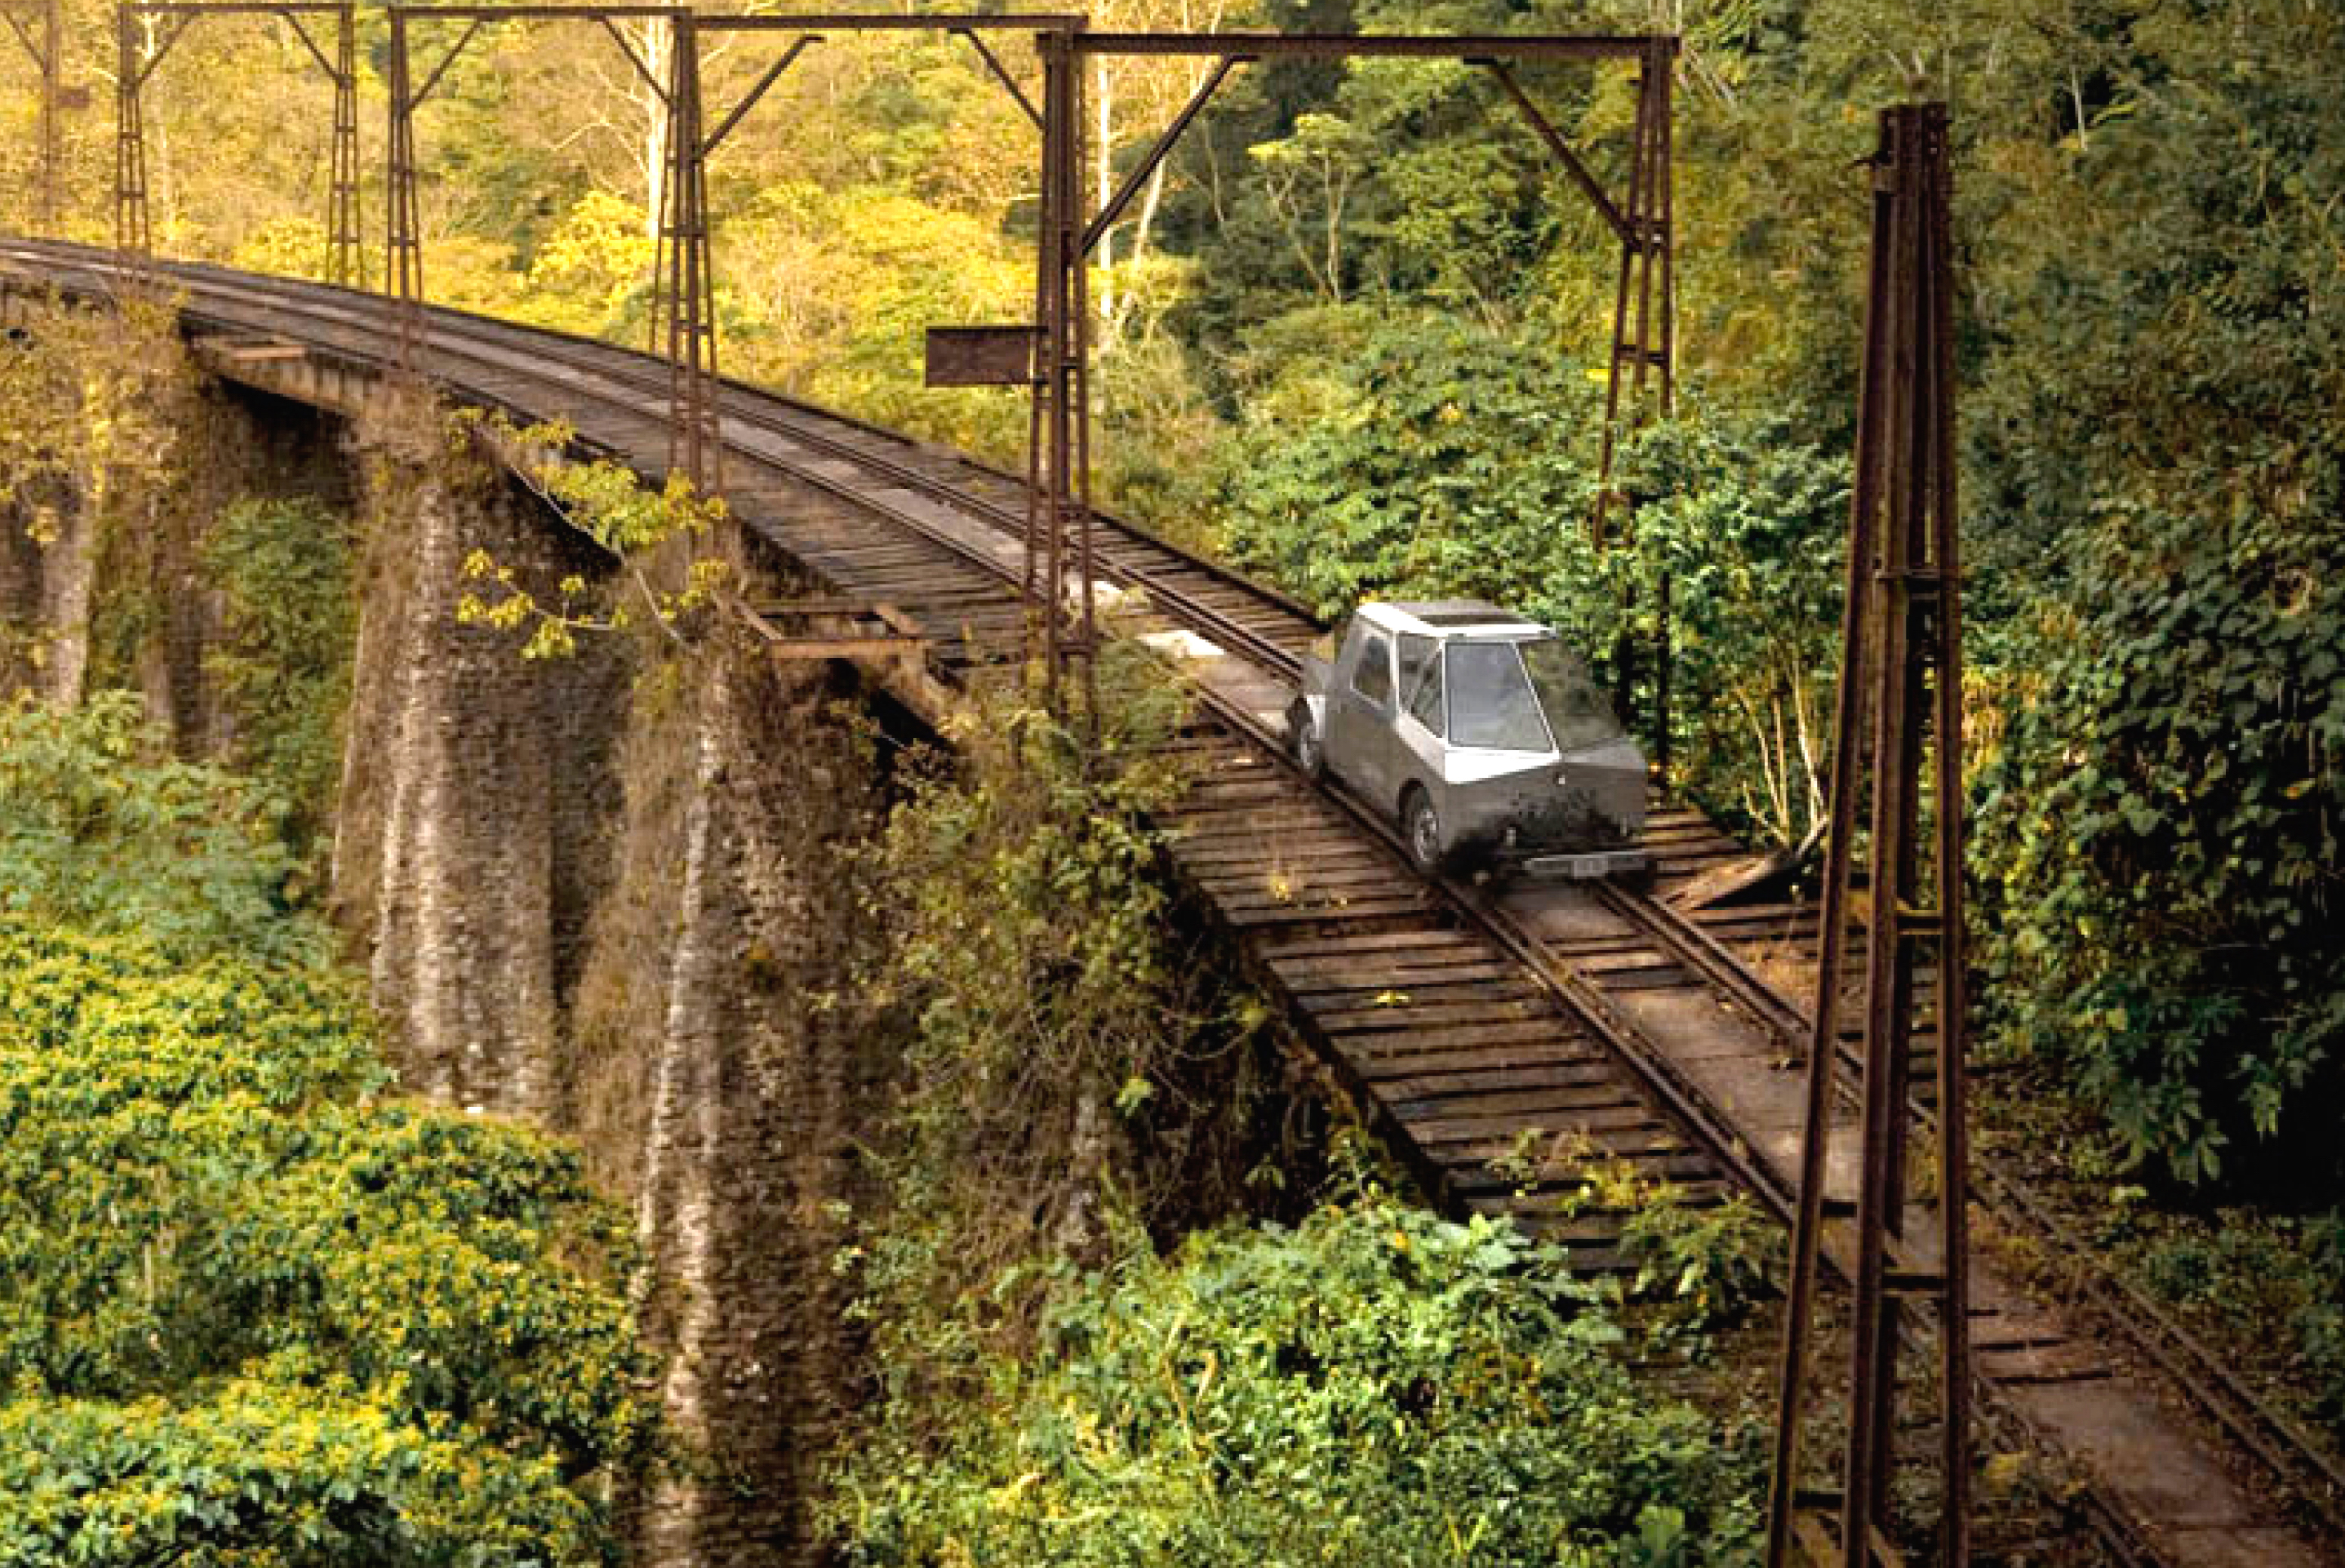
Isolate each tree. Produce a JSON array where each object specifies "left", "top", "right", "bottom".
[{"left": 1965, "top": 0, "right": 2345, "bottom": 1188}]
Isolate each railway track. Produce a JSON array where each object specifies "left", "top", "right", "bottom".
[{"left": 5, "top": 238, "right": 2338, "bottom": 1565}]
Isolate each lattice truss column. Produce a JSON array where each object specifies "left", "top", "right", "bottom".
[{"left": 1766, "top": 102, "right": 1971, "bottom": 1568}]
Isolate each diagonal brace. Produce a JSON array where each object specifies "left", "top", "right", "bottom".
[
  {"left": 598, "top": 14, "right": 668, "bottom": 104},
  {"left": 132, "top": 14, "right": 193, "bottom": 91},
  {"left": 954, "top": 25, "right": 1041, "bottom": 131},
  {"left": 701, "top": 34, "right": 815, "bottom": 157},
  {"left": 1479, "top": 58, "right": 1632, "bottom": 247},
  {"left": 1082, "top": 53, "right": 1246, "bottom": 257},
  {"left": 408, "top": 17, "right": 482, "bottom": 110},
  {"left": 281, "top": 11, "right": 341, "bottom": 85},
  {"left": 2, "top": 7, "right": 46, "bottom": 69}
]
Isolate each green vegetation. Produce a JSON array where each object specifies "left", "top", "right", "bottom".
[
  {"left": 1961, "top": 2, "right": 2345, "bottom": 1194},
  {"left": 0, "top": 691, "right": 316, "bottom": 963},
  {"left": 202, "top": 496, "right": 356, "bottom": 855},
  {"left": 2132, "top": 1209, "right": 2345, "bottom": 1438},
  {"left": 829, "top": 1192, "right": 1761, "bottom": 1567},
  {"left": 842, "top": 655, "right": 1254, "bottom": 1374},
  {"left": 0, "top": 700, "right": 654, "bottom": 1566},
  {"left": 828, "top": 660, "right": 1764, "bottom": 1562}
]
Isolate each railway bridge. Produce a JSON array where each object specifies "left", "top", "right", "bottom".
[
  {"left": 6, "top": 233, "right": 2336, "bottom": 1568},
  {"left": 2, "top": 16, "right": 2340, "bottom": 1564}
]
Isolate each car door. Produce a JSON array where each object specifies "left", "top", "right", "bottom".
[
  {"left": 1392, "top": 634, "right": 1445, "bottom": 789},
  {"left": 1326, "top": 625, "right": 1397, "bottom": 803}
]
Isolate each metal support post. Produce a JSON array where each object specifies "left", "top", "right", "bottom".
[
  {"left": 1593, "top": 37, "right": 1675, "bottom": 541},
  {"left": 1479, "top": 38, "right": 1675, "bottom": 768},
  {"left": 1027, "top": 22, "right": 1095, "bottom": 726},
  {"left": 0, "top": 0, "right": 64, "bottom": 229},
  {"left": 385, "top": 6, "right": 423, "bottom": 366},
  {"left": 656, "top": 8, "right": 717, "bottom": 494},
  {"left": 1765, "top": 101, "right": 1969, "bottom": 1568},
  {"left": 329, "top": 4, "right": 360, "bottom": 287},
  {"left": 114, "top": 2, "right": 153, "bottom": 277}
]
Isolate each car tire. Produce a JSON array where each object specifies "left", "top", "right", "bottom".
[
  {"left": 1402, "top": 785, "right": 1445, "bottom": 876},
  {"left": 1290, "top": 703, "right": 1326, "bottom": 781}
]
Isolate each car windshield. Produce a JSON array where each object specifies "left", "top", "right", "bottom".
[
  {"left": 1446, "top": 641, "right": 1552, "bottom": 751},
  {"left": 1521, "top": 637, "right": 1624, "bottom": 753}
]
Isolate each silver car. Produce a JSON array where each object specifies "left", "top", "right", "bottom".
[{"left": 1286, "top": 601, "right": 1649, "bottom": 878}]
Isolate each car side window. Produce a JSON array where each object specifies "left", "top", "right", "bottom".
[
  {"left": 1400, "top": 637, "right": 1445, "bottom": 736},
  {"left": 1350, "top": 631, "right": 1394, "bottom": 707}
]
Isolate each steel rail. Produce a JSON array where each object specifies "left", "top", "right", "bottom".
[{"left": 1598, "top": 854, "right": 2345, "bottom": 1550}]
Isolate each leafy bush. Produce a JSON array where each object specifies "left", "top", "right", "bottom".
[
  {"left": 0, "top": 917, "right": 654, "bottom": 1566},
  {"left": 0, "top": 691, "right": 318, "bottom": 963},
  {"left": 844, "top": 651, "right": 1271, "bottom": 1401},
  {"left": 1608, "top": 411, "right": 1848, "bottom": 846},
  {"left": 1966, "top": 4, "right": 2345, "bottom": 1188},
  {"left": 0, "top": 697, "right": 654, "bottom": 1565},
  {"left": 203, "top": 495, "right": 357, "bottom": 851},
  {"left": 1208, "top": 306, "right": 1601, "bottom": 623},
  {"left": 2125, "top": 1208, "right": 2345, "bottom": 1442},
  {"left": 0, "top": 1385, "right": 604, "bottom": 1568},
  {"left": 825, "top": 1195, "right": 1761, "bottom": 1567}
]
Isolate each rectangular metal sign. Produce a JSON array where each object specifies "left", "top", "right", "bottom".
[{"left": 924, "top": 325, "right": 1036, "bottom": 387}]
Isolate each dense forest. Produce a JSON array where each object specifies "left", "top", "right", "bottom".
[{"left": 3, "top": 0, "right": 2343, "bottom": 1561}]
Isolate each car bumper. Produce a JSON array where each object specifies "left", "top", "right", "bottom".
[{"left": 1521, "top": 846, "right": 1653, "bottom": 881}]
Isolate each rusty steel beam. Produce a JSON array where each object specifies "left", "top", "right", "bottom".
[
  {"left": 114, "top": 5, "right": 156, "bottom": 274},
  {"left": 1081, "top": 51, "right": 1242, "bottom": 257},
  {"left": 1028, "top": 22, "right": 1095, "bottom": 723},
  {"left": 698, "top": 33, "right": 813, "bottom": 158},
  {"left": 1593, "top": 37, "right": 1674, "bottom": 540},
  {"left": 657, "top": 10, "right": 717, "bottom": 493},
  {"left": 692, "top": 12, "right": 1083, "bottom": 31},
  {"left": 1073, "top": 31, "right": 1663, "bottom": 60},
  {"left": 392, "top": 2, "right": 677, "bottom": 17},
  {"left": 1765, "top": 101, "right": 1968, "bottom": 1568}
]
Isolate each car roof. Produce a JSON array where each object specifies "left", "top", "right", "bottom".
[{"left": 1359, "top": 600, "right": 1549, "bottom": 639}]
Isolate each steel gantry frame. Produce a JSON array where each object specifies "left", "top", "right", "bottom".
[
  {"left": 660, "top": 13, "right": 1075, "bottom": 510},
  {"left": 2, "top": 0, "right": 62, "bottom": 232},
  {"left": 1028, "top": 29, "right": 1675, "bottom": 722},
  {"left": 113, "top": 1, "right": 361, "bottom": 286},
  {"left": 385, "top": 4, "right": 682, "bottom": 375},
  {"left": 1765, "top": 103, "right": 1970, "bottom": 1568}
]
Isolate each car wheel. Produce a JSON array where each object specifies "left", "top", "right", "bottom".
[
  {"left": 1290, "top": 703, "right": 1325, "bottom": 781},
  {"left": 1403, "top": 786, "right": 1444, "bottom": 875}
]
